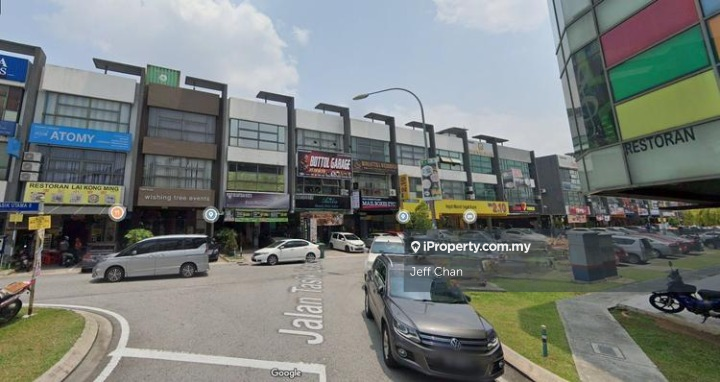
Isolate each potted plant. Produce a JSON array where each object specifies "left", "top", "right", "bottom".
[
  {"left": 216, "top": 228, "right": 239, "bottom": 257},
  {"left": 124, "top": 228, "right": 153, "bottom": 245}
]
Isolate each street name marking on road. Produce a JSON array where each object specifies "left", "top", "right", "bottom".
[{"left": 279, "top": 261, "right": 325, "bottom": 345}]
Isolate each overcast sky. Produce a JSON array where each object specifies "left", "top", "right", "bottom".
[{"left": 1, "top": 0, "right": 571, "bottom": 156}]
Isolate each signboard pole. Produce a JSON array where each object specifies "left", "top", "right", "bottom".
[{"left": 26, "top": 202, "right": 44, "bottom": 317}]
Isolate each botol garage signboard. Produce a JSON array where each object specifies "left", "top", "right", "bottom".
[{"left": 297, "top": 150, "right": 352, "bottom": 180}]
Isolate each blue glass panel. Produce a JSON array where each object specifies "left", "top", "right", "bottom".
[{"left": 702, "top": 0, "right": 720, "bottom": 16}]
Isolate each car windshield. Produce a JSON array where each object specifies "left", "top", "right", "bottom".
[
  {"left": 518, "top": 229, "right": 535, "bottom": 234},
  {"left": 370, "top": 242, "right": 405, "bottom": 254},
  {"left": 264, "top": 241, "right": 285, "bottom": 249},
  {"left": 345, "top": 234, "right": 360, "bottom": 241},
  {"left": 388, "top": 270, "right": 467, "bottom": 304}
]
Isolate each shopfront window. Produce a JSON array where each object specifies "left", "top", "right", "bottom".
[
  {"left": 563, "top": 191, "right": 584, "bottom": 208},
  {"left": 148, "top": 108, "right": 216, "bottom": 143},
  {"left": 37, "top": 146, "right": 126, "bottom": 185},
  {"left": 351, "top": 136, "right": 389, "bottom": 162},
  {"left": 473, "top": 183, "right": 497, "bottom": 201},
  {"left": 409, "top": 177, "right": 422, "bottom": 199},
  {"left": 469, "top": 154, "right": 493, "bottom": 174},
  {"left": 436, "top": 149, "right": 464, "bottom": 171},
  {"left": 398, "top": 144, "right": 426, "bottom": 166},
  {"left": 227, "top": 162, "right": 284, "bottom": 192},
  {"left": 442, "top": 180, "right": 466, "bottom": 200},
  {"left": 44, "top": 92, "right": 131, "bottom": 132},
  {"left": 571, "top": 41, "right": 619, "bottom": 149},
  {"left": 296, "top": 177, "right": 341, "bottom": 195},
  {"left": 355, "top": 173, "right": 390, "bottom": 197},
  {"left": 143, "top": 155, "right": 212, "bottom": 189},
  {"left": 229, "top": 119, "right": 286, "bottom": 151},
  {"left": 297, "top": 129, "right": 343, "bottom": 152}
]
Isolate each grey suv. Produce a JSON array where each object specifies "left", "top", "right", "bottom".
[{"left": 363, "top": 254, "right": 504, "bottom": 381}]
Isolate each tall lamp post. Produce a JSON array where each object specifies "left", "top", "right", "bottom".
[{"left": 353, "top": 88, "right": 438, "bottom": 230}]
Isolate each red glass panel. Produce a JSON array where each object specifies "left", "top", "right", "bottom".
[{"left": 601, "top": 0, "right": 698, "bottom": 68}]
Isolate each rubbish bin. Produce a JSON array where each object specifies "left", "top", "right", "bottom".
[{"left": 318, "top": 243, "right": 326, "bottom": 259}]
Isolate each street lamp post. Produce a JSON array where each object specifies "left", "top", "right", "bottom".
[{"left": 353, "top": 88, "right": 438, "bottom": 230}]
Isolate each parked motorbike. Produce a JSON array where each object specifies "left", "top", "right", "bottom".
[
  {"left": 13, "top": 246, "right": 33, "bottom": 273},
  {"left": 0, "top": 280, "right": 34, "bottom": 325},
  {"left": 61, "top": 251, "right": 78, "bottom": 267},
  {"left": 649, "top": 261, "right": 720, "bottom": 323}
]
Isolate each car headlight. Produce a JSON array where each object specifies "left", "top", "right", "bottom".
[
  {"left": 393, "top": 317, "right": 421, "bottom": 343},
  {"left": 487, "top": 330, "right": 500, "bottom": 350}
]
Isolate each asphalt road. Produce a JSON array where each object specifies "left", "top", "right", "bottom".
[{"left": 3, "top": 251, "right": 530, "bottom": 382}]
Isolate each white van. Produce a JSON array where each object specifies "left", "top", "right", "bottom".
[{"left": 92, "top": 235, "right": 211, "bottom": 282}]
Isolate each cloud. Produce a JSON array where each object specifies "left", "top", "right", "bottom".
[
  {"left": 292, "top": 26, "right": 310, "bottom": 46},
  {"left": 39, "top": 0, "right": 299, "bottom": 97},
  {"left": 432, "top": 0, "right": 549, "bottom": 33},
  {"left": 365, "top": 103, "right": 571, "bottom": 156}
]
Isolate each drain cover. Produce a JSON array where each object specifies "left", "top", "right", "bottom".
[{"left": 591, "top": 343, "right": 625, "bottom": 359}]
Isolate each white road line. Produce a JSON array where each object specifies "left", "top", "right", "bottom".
[
  {"left": 116, "top": 348, "right": 327, "bottom": 382},
  {"left": 36, "top": 303, "right": 130, "bottom": 382}
]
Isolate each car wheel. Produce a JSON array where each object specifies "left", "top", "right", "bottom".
[
  {"left": 305, "top": 253, "right": 316, "bottom": 263},
  {"left": 652, "top": 249, "right": 663, "bottom": 259},
  {"left": 364, "top": 292, "right": 373, "bottom": 319},
  {"left": 329, "top": 242, "right": 334, "bottom": 249},
  {"left": 627, "top": 254, "right": 641, "bottom": 265},
  {"left": 0, "top": 300, "right": 22, "bottom": 324},
  {"left": 180, "top": 263, "right": 197, "bottom": 278},
  {"left": 267, "top": 255, "right": 279, "bottom": 266},
  {"left": 105, "top": 266, "right": 124, "bottom": 282},
  {"left": 382, "top": 323, "right": 399, "bottom": 368},
  {"left": 345, "top": 245, "right": 350, "bottom": 252}
]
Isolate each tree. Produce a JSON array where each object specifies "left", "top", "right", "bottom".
[
  {"left": 124, "top": 228, "right": 153, "bottom": 245},
  {"left": 215, "top": 228, "right": 239, "bottom": 256},
  {"left": 406, "top": 201, "right": 433, "bottom": 231}
]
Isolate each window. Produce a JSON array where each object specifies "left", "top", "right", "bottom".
[
  {"left": 500, "top": 159, "right": 534, "bottom": 205},
  {"left": 474, "top": 183, "right": 497, "bottom": 201},
  {"left": 0, "top": 143, "right": 9, "bottom": 180},
  {"left": 297, "top": 129, "right": 343, "bottom": 152},
  {"left": 0, "top": 85, "right": 23, "bottom": 123},
  {"left": 351, "top": 137, "right": 389, "bottom": 162},
  {"left": 227, "top": 162, "right": 284, "bottom": 192},
  {"left": 436, "top": 149, "right": 464, "bottom": 171},
  {"left": 409, "top": 177, "right": 422, "bottom": 199},
  {"left": 355, "top": 173, "right": 390, "bottom": 197},
  {"left": 596, "top": 0, "right": 653, "bottom": 33},
  {"left": 296, "top": 177, "right": 341, "bottom": 195},
  {"left": 143, "top": 155, "right": 212, "bottom": 189},
  {"left": 469, "top": 155, "right": 493, "bottom": 174},
  {"left": 397, "top": 144, "right": 426, "bottom": 166},
  {"left": 148, "top": 108, "right": 216, "bottom": 143},
  {"left": 442, "top": 180, "right": 466, "bottom": 200},
  {"left": 36, "top": 146, "right": 126, "bottom": 185},
  {"left": 563, "top": 191, "right": 584, "bottom": 207},
  {"left": 44, "top": 92, "right": 131, "bottom": 132},
  {"left": 229, "top": 119, "right": 286, "bottom": 151}
]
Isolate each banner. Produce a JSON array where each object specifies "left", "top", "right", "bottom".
[
  {"left": 352, "top": 160, "right": 398, "bottom": 174},
  {"left": 225, "top": 210, "right": 288, "bottom": 223},
  {"left": 510, "top": 203, "right": 537, "bottom": 213},
  {"left": 403, "top": 200, "right": 509, "bottom": 218},
  {"left": 29, "top": 124, "right": 132, "bottom": 152},
  {"left": 0, "top": 54, "right": 30, "bottom": 83},
  {"left": 137, "top": 187, "right": 214, "bottom": 207},
  {"left": 399, "top": 174, "right": 411, "bottom": 201},
  {"left": 295, "top": 194, "right": 350, "bottom": 210},
  {"left": 566, "top": 206, "right": 589, "bottom": 215},
  {"left": 351, "top": 191, "right": 360, "bottom": 210},
  {"left": 225, "top": 192, "right": 289, "bottom": 209},
  {"left": 298, "top": 150, "right": 353, "bottom": 179},
  {"left": 23, "top": 182, "right": 124, "bottom": 205},
  {"left": 420, "top": 158, "right": 442, "bottom": 201},
  {"left": 360, "top": 196, "right": 398, "bottom": 211}
]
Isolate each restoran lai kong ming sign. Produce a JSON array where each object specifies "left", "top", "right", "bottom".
[{"left": 298, "top": 150, "right": 353, "bottom": 180}]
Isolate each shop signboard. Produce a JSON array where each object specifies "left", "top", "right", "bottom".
[
  {"left": 300, "top": 211, "right": 343, "bottom": 226},
  {"left": 468, "top": 141, "right": 494, "bottom": 157},
  {"left": 566, "top": 206, "right": 590, "bottom": 215},
  {"left": 399, "top": 174, "right": 411, "bottom": 201},
  {"left": 402, "top": 200, "right": 509, "bottom": 218},
  {"left": 351, "top": 191, "right": 360, "bottom": 210},
  {"left": 568, "top": 215, "right": 587, "bottom": 224},
  {"left": 509, "top": 203, "right": 537, "bottom": 213},
  {"left": 352, "top": 160, "right": 398, "bottom": 174},
  {"left": 360, "top": 196, "right": 398, "bottom": 211},
  {"left": 0, "top": 54, "right": 30, "bottom": 83},
  {"left": 420, "top": 158, "right": 442, "bottom": 201},
  {"left": 225, "top": 192, "right": 289, "bottom": 209},
  {"left": 0, "top": 121, "right": 17, "bottom": 136},
  {"left": 23, "top": 182, "right": 124, "bottom": 205},
  {"left": 137, "top": 187, "right": 214, "bottom": 207},
  {"left": 226, "top": 210, "right": 288, "bottom": 223},
  {"left": 295, "top": 194, "right": 350, "bottom": 210},
  {"left": 557, "top": 155, "right": 578, "bottom": 169},
  {"left": 298, "top": 150, "right": 353, "bottom": 180},
  {"left": 29, "top": 124, "right": 132, "bottom": 152},
  {"left": 146, "top": 65, "right": 180, "bottom": 87}
]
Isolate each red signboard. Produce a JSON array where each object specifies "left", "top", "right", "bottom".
[
  {"left": 566, "top": 206, "right": 589, "bottom": 215},
  {"left": 297, "top": 150, "right": 353, "bottom": 180}
]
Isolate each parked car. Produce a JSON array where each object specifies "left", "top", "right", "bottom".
[
  {"left": 329, "top": 232, "right": 366, "bottom": 252},
  {"left": 251, "top": 239, "right": 319, "bottom": 265},
  {"left": 640, "top": 232, "right": 691, "bottom": 254},
  {"left": 611, "top": 235, "right": 657, "bottom": 264},
  {"left": 703, "top": 235, "right": 720, "bottom": 249},
  {"left": 92, "top": 235, "right": 211, "bottom": 282},
  {"left": 614, "top": 245, "right": 628, "bottom": 264},
  {"left": 500, "top": 229, "right": 549, "bottom": 250},
  {"left": 363, "top": 232, "right": 392, "bottom": 248},
  {"left": 81, "top": 251, "right": 116, "bottom": 273},
  {"left": 363, "top": 254, "right": 505, "bottom": 381},
  {"left": 364, "top": 236, "right": 405, "bottom": 277},
  {"left": 636, "top": 236, "right": 680, "bottom": 258}
]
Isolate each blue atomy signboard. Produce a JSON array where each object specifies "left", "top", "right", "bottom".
[
  {"left": 0, "top": 54, "right": 30, "bottom": 83},
  {"left": 29, "top": 124, "right": 132, "bottom": 152}
]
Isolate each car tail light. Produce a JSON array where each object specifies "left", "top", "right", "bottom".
[{"left": 82, "top": 253, "right": 92, "bottom": 260}]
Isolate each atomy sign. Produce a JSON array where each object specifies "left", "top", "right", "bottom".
[{"left": 29, "top": 124, "right": 132, "bottom": 152}]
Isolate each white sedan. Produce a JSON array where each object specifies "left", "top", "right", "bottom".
[{"left": 251, "top": 239, "right": 319, "bottom": 265}]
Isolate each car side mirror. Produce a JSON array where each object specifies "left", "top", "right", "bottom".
[
  {"left": 377, "top": 284, "right": 385, "bottom": 295},
  {"left": 465, "top": 294, "right": 472, "bottom": 303}
]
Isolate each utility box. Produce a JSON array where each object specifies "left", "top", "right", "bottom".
[{"left": 567, "top": 230, "right": 617, "bottom": 282}]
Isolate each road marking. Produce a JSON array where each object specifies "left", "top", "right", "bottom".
[{"left": 115, "top": 348, "right": 327, "bottom": 382}]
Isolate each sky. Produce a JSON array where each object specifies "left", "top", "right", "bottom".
[{"left": 0, "top": 0, "right": 571, "bottom": 156}]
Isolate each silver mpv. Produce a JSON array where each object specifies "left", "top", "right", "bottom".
[{"left": 92, "top": 235, "right": 211, "bottom": 282}]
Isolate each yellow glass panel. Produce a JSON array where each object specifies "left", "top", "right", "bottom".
[{"left": 616, "top": 70, "right": 720, "bottom": 139}]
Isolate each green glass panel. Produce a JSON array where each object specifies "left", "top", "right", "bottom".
[
  {"left": 609, "top": 26, "right": 709, "bottom": 102},
  {"left": 146, "top": 65, "right": 181, "bottom": 87}
]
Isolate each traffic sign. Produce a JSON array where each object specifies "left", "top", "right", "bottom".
[
  {"left": 463, "top": 209, "right": 477, "bottom": 224},
  {"left": 28, "top": 215, "right": 51, "bottom": 230},
  {"left": 203, "top": 206, "right": 220, "bottom": 223},
  {"left": 108, "top": 205, "right": 127, "bottom": 222},
  {"left": 0, "top": 202, "right": 40, "bottom": 212},
  {"left": 396, "top": 209, "right": 411, "bottom": 224}
]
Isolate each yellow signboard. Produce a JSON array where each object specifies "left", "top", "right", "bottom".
[
  {"left": 403, "top": 200, "right": 510, "bottom": 218},
  {"left": 399, "top": 174, "right": 411, "bottom": 201},
  {"left": 9, "top": 213, "right": 23, "bottom": 223},
  {"left": 23, "top": 182, "right": 124, "bottom": 205},
  {"left": 28, "top": 215, "right": 51, "bottom": 230}
]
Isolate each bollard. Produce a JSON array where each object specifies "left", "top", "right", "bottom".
[{"left": 541, "top": 325, "right": 548, "bottom": 357}]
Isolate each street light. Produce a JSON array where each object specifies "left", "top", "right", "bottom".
[{"left": 353, "top": 87, "right": 438, "bottom": 230}]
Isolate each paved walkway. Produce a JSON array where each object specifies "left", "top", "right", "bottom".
[{"left": 557, "top": 267, "right": 720, "bottom": 382}]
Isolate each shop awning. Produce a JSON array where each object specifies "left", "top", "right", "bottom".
[
  {"left": 438, "top": 156, "right": 463, "bottom": 166},
  {"left": 43, "top": 205, "right": 112, "bottom": 215}
]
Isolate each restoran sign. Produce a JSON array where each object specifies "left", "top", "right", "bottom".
[
  {"left": 298, "top": 150, "right": 353, "bottom": 180},
  {"left": 23, "top": 182, "right": 124, "bottom": 205},
  {"left": 29, "top": 124, "right": 132, "bottom": 152}
]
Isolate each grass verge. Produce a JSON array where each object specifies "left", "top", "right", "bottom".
[
  {"left": 611, "top": 308, "right": 720, "bottom": 382},
  {"left": 0, "top": 308, "right": 84, "bottom": 382},
  {"left": 468, "top": 291, "right": 581, "bottom": 382},
  {"left": 670, "top": 249, "right": 720, "bottom": 270}
]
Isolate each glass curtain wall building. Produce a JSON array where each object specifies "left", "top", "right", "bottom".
[{"left": 548, "top": 0, "right": 720, "bottom": 207}]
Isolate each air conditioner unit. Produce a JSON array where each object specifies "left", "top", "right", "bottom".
[
  {"left": 389, "top": 189, "right": 397, "bottom": 197},
  {"left": 19, "top": 172, "right": 39, "bottom": 182},
  {"left": 340, "top": 189, "right": 349, "bottom": 196},
  {"left": 23, "top": 152, "right": 42, "bottom": 162},
  {"left": 21, "top": 162, "right": 41, "bottom": 172}
]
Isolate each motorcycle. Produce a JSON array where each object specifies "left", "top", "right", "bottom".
[
  {"left": 13, "top": 246, "right": 33, "bottom": 273},
  {"left": 0, "top": 280, "right": 34, "bottom": 325},
  {"left": 649, "top": 261, "right": 720, "bottom": 323}
]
